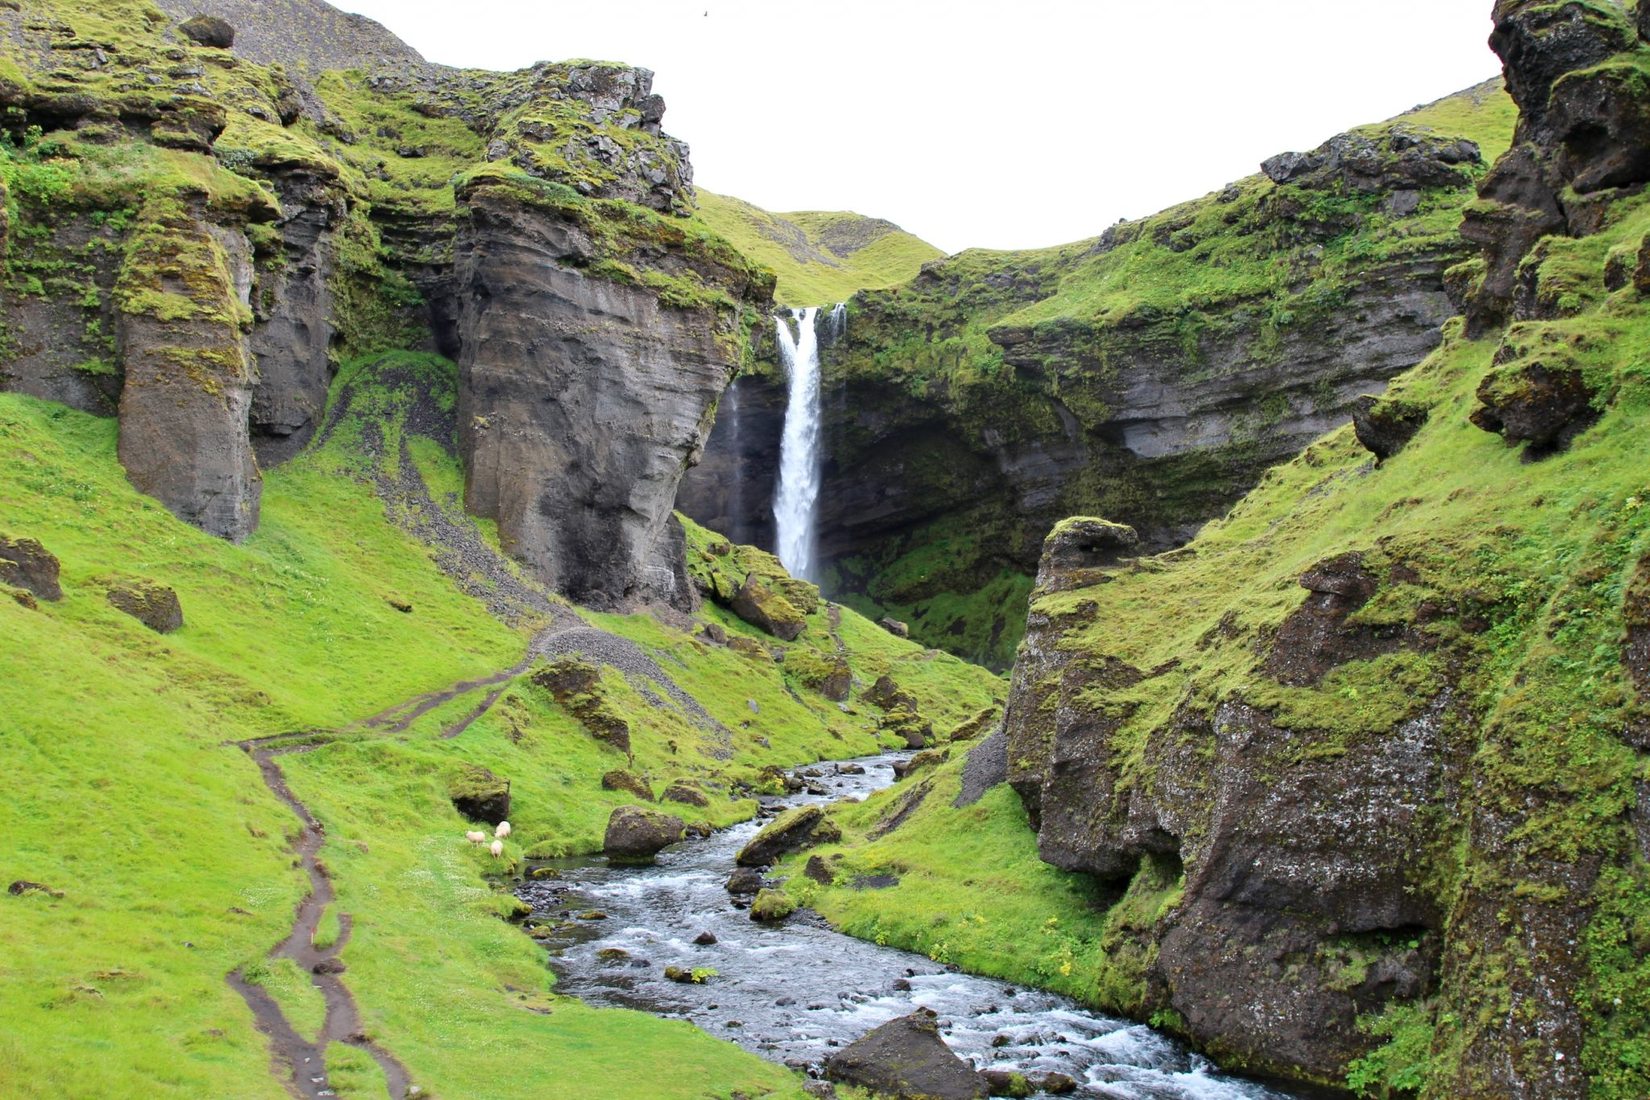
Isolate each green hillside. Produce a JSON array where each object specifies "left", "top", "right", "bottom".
[
  {"left": 0, "top": 353, "right": 1000, "bottom": 1098},
  {"left": 693, "top": 190, "right": 943, "bottom": 306}
]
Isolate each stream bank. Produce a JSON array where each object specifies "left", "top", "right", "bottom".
[{"left": 517, "top": 752, "right": 1301, "bottom": 1100}]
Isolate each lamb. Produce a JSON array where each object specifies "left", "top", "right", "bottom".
[
  {"left": 465, "top": 830, "right": 487, "bottom": 845},
  {"left": 490, "top": 839, "right": 504, "bottom": 858},
  {"left": 494, "top": 821, "right": 512, "bottom": 839}
]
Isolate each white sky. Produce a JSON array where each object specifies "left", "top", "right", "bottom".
[{"left": 336, "top": 0, "right": 1502, "bottom": 254}]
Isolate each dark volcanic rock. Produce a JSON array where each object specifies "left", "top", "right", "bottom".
[
  {"left": 0, "top": 536, "right": 62, "bottom": 601},
  {"left": 724, "top": 866, "right": 763, "bottom": 895},
  {"left": 116, "top": 209, "right": 263, "bottom": 542},
  {"left": 728, "top": 573, "right": 808, "bottom": 640},
  {"left": 735, "top": 804, "right": 825, "bottom": 867},
  {"left": 660, "top": 780, "right": 710, "bottom": 808},
  {"left": 1036, "top": 517, "right": 1139, "bottom": 593},
  {"left": 1351, "top": 393, "right": 1429, "bottom": 462},
  {"left": 1469, "top": 356, "right": 1600, "bottom": 454},
  {"left": 877, "top": 616, "right": 910, "bottom": 638},
  {"left": 1265, "top": 551, "right": 1397, "bottom": 687},
  {"left": 601, "top": 769, "right": 655, "bottom": 801},
  {"left": 105, "top": 579, "right": 184, "bottom": 634},
  {"left": 177, "top": 15, "right": 235, "bottom": 48},
  {"left": 448, "top": 764, "right": 510, "bottom": 824},
  {"left": 824, "top": 1009, "right": 987, "bottom": 1100},
  {"left": 454, "top": 181, "right": 762, "bottom": 612},
  {"left": 602, "top": 805, "right": 685, "bottom": 864}
]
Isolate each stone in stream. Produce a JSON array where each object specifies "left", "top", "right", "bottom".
[
  {"left": 824, "top": 1008, "right": 988, "bottom": 1100},
  {"left": 748, "top": 888, "right": 797, "bottom": 922},
  {"left": 725, "top": 867, "right": 764, "bottom": 895},
  {"left": 693, "top": 930, "right": 717, "bottom": 945},
  {"left": 735, "top": 804, "right": 826, "bottom": 867},
  {"left": 602, "top": 805, "right": 686, "bottom": 864}
]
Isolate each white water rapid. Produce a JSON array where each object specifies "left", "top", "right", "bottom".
[{"left": 773, "top": 306, "right": 830, "bottom": 580}]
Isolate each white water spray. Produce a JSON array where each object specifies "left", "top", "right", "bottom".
[{"left": 773, "top": 307, "right": 827, "bottom": 579}]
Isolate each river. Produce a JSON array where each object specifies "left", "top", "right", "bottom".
[{"left": 517, "top": 752, "right": 1301, "bottom": 1100}]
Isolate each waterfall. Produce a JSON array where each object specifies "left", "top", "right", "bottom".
[{"left": 773, "top": 306, "right": 826, "bottom": 580}]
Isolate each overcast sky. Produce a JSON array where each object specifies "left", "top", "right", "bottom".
[{"left": 336, "top": 0, "right": 1501, "bottom": 254}]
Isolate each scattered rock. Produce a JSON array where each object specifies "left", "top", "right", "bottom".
[
  {"left": 693, "top": 930, "right": 718, "bottom": 946},
  {"left": 387, "top": 597, "right": 413, "bottom": 613},
  {"left": 448, "top": 764, "right": 511, "bottom": 824},
  {"left": 1470, "top": 356, "right": 1601, "bottom": 455},
  {"left": 177, "top": 14, "right": 235, "bottom": 48},
  {"left": 981, "top": 1069, "right": 1032, "bottom": 1098},
  {"left": 698, "top": 622, "right": 727, "bottom": 645},
  {"left": 877, "top": 617, "right": 910, "bottom": 638},
  {"left": 736, "top": 804, "right": 825, "bottom": 867},
  {"left": 824, "top": 1009, "right": 988, "bottom": 1100},
  {"left": 836, "top": 763, "right": 866, "bottom": 776},
  {"left": 661, "top": 780, "right": 710, "bottom": 808},
  {"left": 1036, "top": 1072, "right": 1077, "bottom": 1095},
  {"left": 730, "top": 573, "right": 807, "bottom": 641},
  {"left": 749, "top": 888, "right": 797, "bottom": 922},
  {"left": 879, "top": 707, "right": 932, "bottom": 749},
  {"left": 946, "top": 708, "right": 998, "bottom": 743},
  {"left": 725, "top": 867, "right": 764, "bottom": 895},
  {"left": 803, "top": 855, "right": 834, "bottom": 885},
  {"left": 894, "top": 748, "right": 948, "bottom": 780},
  {"left": 727, "top": 635, "right": 771, "bottom": 661},
  {"left": 311, "top": 957, "right": 346, "bottom": 975},
  {"left": 1352, "top": 394, "right": 1429, "bottom": 463},
  {"left": 864, "top": 675, "right": 918, "bottom": 713},
  {"left": 602, "top": 805, "right": 686, "bottom": 864},
  {"left": 7, "top": 880, "right": 63, "bottom": 898},
  {"left": 105, "top": 579, "right": 183, "bottom": 633},
  {"left": 601, "top": 769, "right": 654, "bottom": 801},
  {"left": 0, "top": 536, "right": 62, "bottom": 601},
  {"left": 597, "top": 948, "right": 630, "bottom": 961}
]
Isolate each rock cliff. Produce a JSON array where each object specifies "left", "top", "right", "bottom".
[
  {"left": 678, "top": 82, "right": 1516, "bottom": 667},
  {"left": 999, "top": 4, "right": 1650, "bottom": 1093},
  {"left": 1, "top": 0, "right": 769, "bottom": 601}
]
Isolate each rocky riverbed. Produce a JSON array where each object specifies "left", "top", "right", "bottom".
[{"left": 517, "top": 754, "right": 1301, "bottom": 1099}]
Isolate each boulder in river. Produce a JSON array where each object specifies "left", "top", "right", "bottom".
[
  {"left": 725, "top": 866, "right": 764, "bottom": 895},
  {"left": 735, "top": 804, "right": 824, "bottom": 867},
  {"left": 824, "top": 1008, "right": 988, "bottom": 1099},
  {"left": 602, "top": 805, "right": 686, "bottom": 864},
  {"left": 748, "top": 888, "right": 797, "bottom": 922}
]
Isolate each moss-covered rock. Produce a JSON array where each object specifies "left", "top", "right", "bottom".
[
  {"left": 104, "top": 578, "right": 183, "bottom": 633},
  {"left": 447, "top": 764, "right": 510, "bottom": 824},
  {"left": 735, "top": 805, "right": 824, "bottom": 867},
  {"left": 601, "top": 769, "right": 654, "bottom": 801},
  {"left": 747, "top": 888, "right": 796, "bottom": 922}
]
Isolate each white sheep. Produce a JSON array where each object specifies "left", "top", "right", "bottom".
[
  {"left": 465, "top": 830, "right": 487, "bottom": 845},
  {"left": 490, "top": 839, "right": 504, "bottom": 858},
  {"left": 494, "top": 821, "right": 512, "bottom": 839}
]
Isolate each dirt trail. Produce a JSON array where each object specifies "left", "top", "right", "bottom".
[
  {"left": 230, "top": 744, "right": 413, "bottom": 1099},
  {"left": 226, "top": 611, "right": 725, "bottom": 1096}
]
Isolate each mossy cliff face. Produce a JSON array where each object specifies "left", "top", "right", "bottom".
[
  {"left": 679, "top": 83, "right": 1518, "bottom": 668},
  {"left": 1, "top": 0, "right": 771, "bottom": 601},
  {"left": 999, "top": 4, "right": 1650, "bottom": 1093}
]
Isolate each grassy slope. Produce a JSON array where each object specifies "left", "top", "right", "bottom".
[
  {"left": 821, "top": 79, "right": 1518, "bottom": 672},
  {"left": 0, "top": 352, "right": 1001, "bottom": 1098},
  {"left": 801, "top": 189, "right": 1650, "bottom": 1095},
  {"left": 693, "top": 190, "right": 942, "bottom": 306}
]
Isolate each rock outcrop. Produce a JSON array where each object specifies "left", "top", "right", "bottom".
[
  {"left": 104, "top": 579, "right": 184, "bottom": 633},
  {"left": 0, "top": 536, "right": 62, "bottom": 602},
  {"left": 824, "top": 1009, "right": 987, "bottom": 1100},
  {"left": 997, "top": 6, "right": 1650, "bottom": 1093},
  {"left": 678, "top": 85, "right": 1507, "bottom": 668},
  {"left": 602, "top": 805, "right": 685, "bottom": 864}
]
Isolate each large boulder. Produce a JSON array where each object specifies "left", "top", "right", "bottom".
[
  {"left": 1469, "top": 356, "right": 1600, "bottom": 454},
  {"left": 105, "top": 579, "right": 183, "bottom": 634},
  {"left": 0, "top": 536, "right": 62, "bottom": 601},
  {"left": 601, "top": 769, "right": 654, "bottom": 801},
  {"left": 177, "top": 14, "right": 235, "bottom": 48},
  {"left": 1351, "top": 394, "right": 1428, "bottom": 463},
  {"left": 824, "top": 1009, "right": 988, "bottom": 1100},
  {"left": 603, "top": 805, "right": 685, "bottom": 864},
  {"left": 735, "top": 804, "right": 825, "bottom": 867},
  {"left": 729, "top": 573, "right": 807, "bottom": 641},
  {"left": 1035, "top": 517, "right": 1139, "bottom": 593}
]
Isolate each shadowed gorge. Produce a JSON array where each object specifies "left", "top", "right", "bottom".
[{"left": 4, "top": 1, "right": 1650, "bottom": 1098}]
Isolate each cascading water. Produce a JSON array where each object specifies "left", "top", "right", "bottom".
[{"left": 773, "top": 306, "right": 827, "bottom": 580}]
